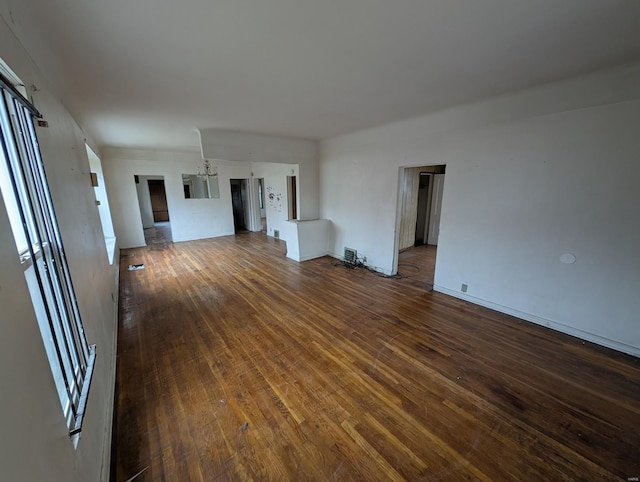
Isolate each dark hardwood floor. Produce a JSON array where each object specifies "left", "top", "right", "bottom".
[
  {"left": 112, "top": 232, "right": 640, "bottom": 481},
  {"left": 397, "top": 244, "right": 437, "bottom": 290}
]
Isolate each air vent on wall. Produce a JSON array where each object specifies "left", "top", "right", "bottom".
[{"left": 344, "top": 247, "right": 357, "bottom": 266}]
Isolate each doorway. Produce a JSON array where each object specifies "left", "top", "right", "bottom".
[
  {"left": 287, "top": 175, "right": 297, "bottom": 220},
  {"left": 148, "top": 179, "right": 169, "bottom": 222},
  {"left": 134, "top": 175, "right": 173, "bottom": 245},
  {"left": 258, "top": 178, "right": 267, "bottom": 232},
  {"left": 394, "top": 165, "right": 445, "bottom": 289},
  {"left": 230, "top": 179, "right": 249, "bottom": 233}
]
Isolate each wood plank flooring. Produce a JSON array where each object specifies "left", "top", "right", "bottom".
[
  {"left": 144, "top": 222, "right": 173, "bottom": 245},
  {"left": 397, "top": 244, "right": 437, "bottom": 290},
  {"left": 112, "top": 232, "right": 640, "bottom": 481}
]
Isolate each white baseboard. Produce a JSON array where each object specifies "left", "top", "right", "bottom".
[
  {"left": 433, "top": 285, "right": 640, "bottom": 358},
  {"left": 299, "top": 252, "right": 328, "bottom": 262}
]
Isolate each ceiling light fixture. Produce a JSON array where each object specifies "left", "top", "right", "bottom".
[{"left": 197, "top": 159, "right": 217, "bottom": 178}]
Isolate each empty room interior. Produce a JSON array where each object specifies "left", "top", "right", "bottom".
[{"left": 1, "top": 1, "right": 639, "bottom": 480}]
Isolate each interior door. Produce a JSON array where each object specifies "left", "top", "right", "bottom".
[{"left": 148, "top": 179, "right": 169, "bottom": 222}]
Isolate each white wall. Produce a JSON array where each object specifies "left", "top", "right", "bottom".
[
  {"left": 199, "top": 129, "right": 318, "bottom": 220},
  {"left": 103, "top": 148, "right": 250, "bottom": 247},
  {"left": 103, "top": 147, "right": 303, "bottom": 248},
  {"left": 0, "top": 10, "right": 118, "bottom": 481},
  {"left": 320, "top": 63, "right": 640, "bottom": 356},
  {"left": 252, "top": 161, "right": 299, "bottom": 240}
]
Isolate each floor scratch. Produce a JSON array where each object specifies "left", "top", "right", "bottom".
[{"left": 124, "top": 465, "right": 149, "bottom": 482}]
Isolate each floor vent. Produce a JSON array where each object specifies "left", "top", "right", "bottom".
[
  {"left": 274, "top": 229, "right": 280, "bottom": 239},
  {"left": 344, "top": 247, "right": 357, "bottom": 266}
]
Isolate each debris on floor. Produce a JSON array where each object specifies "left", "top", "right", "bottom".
[
  {"left": 128, "top": 264, "right": 145, "bottom": 271},
  {"left": 240, "top": 421, "right": 249, "bottom": 431}
]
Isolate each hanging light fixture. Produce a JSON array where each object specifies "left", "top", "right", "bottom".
[{"left": 197, "top": 159, "right": 217, "bottom": 178}]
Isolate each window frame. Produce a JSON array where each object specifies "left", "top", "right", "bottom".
[{"left": 0, "top": 71, "right": 96, "bottom": 438}]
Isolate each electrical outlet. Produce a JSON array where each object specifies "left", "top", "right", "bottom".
[
  {"left": 274, "top": 229, "right": 280, "bottom": 239},
  {"left": 461, "top": 283, "right": 468, "bottom": 293}
]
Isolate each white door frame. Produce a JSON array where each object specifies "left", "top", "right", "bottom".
[
  {"left": 391, "top": 166, "right": 407, "bottom": 275},
  {"left": 246, "top": 176, "right": 262, "bottom": 232},
  {"left": 392, "top": 164, "right": 446, "bottom": 276}
]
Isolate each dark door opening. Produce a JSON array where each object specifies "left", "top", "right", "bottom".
[
  {"left": 230, "top": 179, "right": 248, "bottom": 232},
  {"left": 148, "top": 179, "right": 169, "bottom": 222},
  {"left": 415, "top": 173, "right": 431, "bottom": 246},
  {"left": 287, "top": 175, "right": 297, "bottom": 220}
]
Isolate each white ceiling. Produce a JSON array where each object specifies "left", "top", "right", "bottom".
[{"left": 6, "top": 0, "right": 640, "bottom": 150}]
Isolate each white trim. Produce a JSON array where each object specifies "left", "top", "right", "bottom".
[
  {"left": 247, "top": 177, "right": 262, "bottom": 232},
  {"left": 100, "top": 249, "right": 120, "bottom": 482},
  {"left": 391, "top": 167, "right": 404, "bottom": 275},
  {"left": 297, "top": 253, "right": 327, "bottom": 262},
  {"left": 433, "top": 285, "right": 640, "bottom": 358}
]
